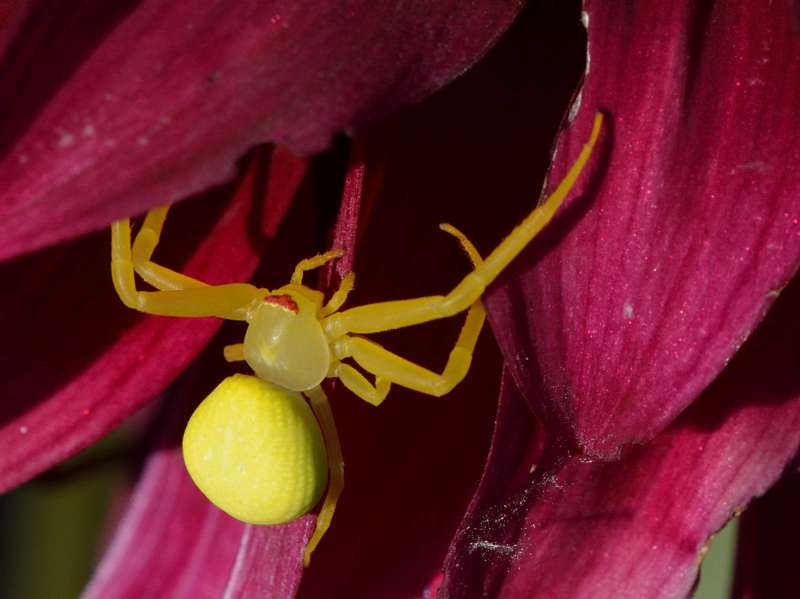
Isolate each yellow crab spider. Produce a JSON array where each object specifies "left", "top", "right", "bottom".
[{"left": 110, "top": 112, "right": 602, "bottom": 565}]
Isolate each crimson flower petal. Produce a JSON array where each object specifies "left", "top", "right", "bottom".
[
  {"left": 0, "top": 0, "right": 524, "bottom": 261},
  {"left": 82, "top": 364, "right": 312, "bottom": 599},
  {"left": 445, "top": 274, "right": 800, "bottom": 598},
  {"left": 0, "top": 147, "right": 304, "bottom": 491},
  {"left": 490, "top": 0, "right": 800, "bottom": 456}
]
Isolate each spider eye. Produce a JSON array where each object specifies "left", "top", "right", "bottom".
[
  {"left": 263, "top": 294, "right": 299, "bottom": 313},
  {"left": 182, "top": 374, "right": 327, "bottom": 524}
]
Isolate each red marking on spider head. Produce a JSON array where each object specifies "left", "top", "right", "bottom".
[{"left": 263, "top": 294, "right": 299, "bottom": 314}]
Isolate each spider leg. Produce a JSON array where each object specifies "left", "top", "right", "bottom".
[
  {"left": 131, "top": 204, "right": 168, "bottom": 262},
  {"left": 333, "top": 362, "right": 391, "bottom": 406},
  {"left": 130, "top": 205, "right": 208, "bottom": 291},
  {"left": 291, "top": 249, "right": 345, "bottom": 285},
  {"left": 223, "top": 343, "right": 245, "bottom": 362},
  {"left": 331, "top": 220, "right": 486, "bottom": 402},
  {"left": 323, "top": 113, "right": 602, "bottom": 339},
  {"left": 112, "top": 220, "right": 260, "bottom": 320},
  {"left": 303, "top": 385, "right": 344, "bottom": 565},
  {"left": 334, "top": 297, "right": 486, "bottom": 399},
  {"left": 439, "top": 223, "right": 483, "bottom": 267},
  {"left": 319, "top": 272, "right": 356, "bottom": 317}
]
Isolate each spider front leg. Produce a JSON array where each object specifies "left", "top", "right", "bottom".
[
  {"left": 129, "top": 205, "right": 207, "bottom": 291},
  {"left": 111, "top": 218, "right": 260, "bottom": 320},
  {"left": 323, "top": 112, "right": 603, "bottom": 339}
]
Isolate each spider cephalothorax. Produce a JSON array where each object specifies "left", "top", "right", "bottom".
[
  {"left": 111, "top": 113, "right": 602, "bottom": 565},
  {"left": 242, "top": 288, "right": 332, "bottom": 392}
]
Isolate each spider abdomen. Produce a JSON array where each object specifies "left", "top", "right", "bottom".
[{"left": 182, "top": 374, "right": 327, "bottom": 524}]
